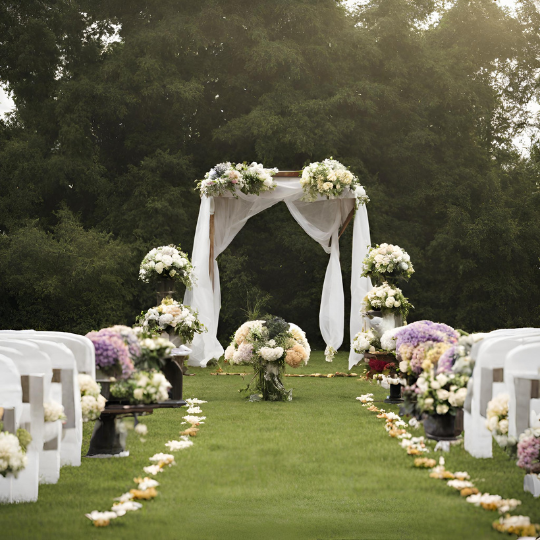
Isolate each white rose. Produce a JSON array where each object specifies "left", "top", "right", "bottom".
[
  {"left": 430, "top": 381, "right": 441, "bottom": 390},
  {"left": 400, "top": 262, "right": 408, "bottom": 270},
  {"left": 161, "top": 255, "right": 173, "bottom": 267},
  {"left": 487, "top": 416, "right": 499, "bottom": 431},
  {"left": 399, "top": 361, "right": 408, "bottom": 373},
  {"left": 355, "top": 185, "right": 366, "bottom": 197},
  {"left": 436, "top": 389, "right": 450, "bottom": 401},
  {"left": 423, "top": 398, "right": 434, "bottom": 411},
  {"left": 436, "top": 404, "right": 449, "bottom": 415},
  {"left": 133, "top": 388, "right": 144, "bottom": 401},
  {"left": 155, "top": 262, "right": 165, "bottom": 274},
  {"left": 385, "top": 298, "right": 395, "bottom": 308},
  {"left": 499, "top": 419, "right": 509, "bottom": 434},
  {"left": 436, "top": 373, "right": 448, "bottom": 387}
]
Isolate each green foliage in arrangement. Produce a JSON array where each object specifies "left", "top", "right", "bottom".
[
  {"left": 0, "top": 352, "right": 538, "bottom": 539},
  {"left": 1, "top": 0, "right": 540, "bottom": 340}
]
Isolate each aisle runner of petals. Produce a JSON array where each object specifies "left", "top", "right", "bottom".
[
  {"left": 356, "top": 394, "right": 540, "bottom": 538},
  {"left": 85, "top": 398, "right": 207, "bottom": 527}
]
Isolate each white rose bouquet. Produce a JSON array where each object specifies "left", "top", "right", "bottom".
[
  {"left": 362, "top": 282, "right": 413, "bottom": 318},
  {"left": 300, "top": 158, "right": 369, "bottom": 206},
  {"left": 139, "top": 298, "right": 206, "bottom": 344},
  {"left": 0, "top": 431, "right": 29, "bottom": 478},
  {"left": 351, "top": 329, "right": 378, "bottom": 354},
  {"left": 196, "top": 161, "right": 278, "bottom": 197},
  {"left": 415, "top": 370, "right": 469, "bottom": 416},
  {"left": 44, "top": 401, "right": 66, "bottom": 423},
  {"left": 78, "top": 374, "right": 107, "bottom": 422},
  {"left": 486, "top": 393, "right": 516, "bottom": 450},
  {"left": 139, "top": 244, "right": 195, "bottom": 289},
  {"left": 361, "top": 243, "right": 414, "bottom": 283}
]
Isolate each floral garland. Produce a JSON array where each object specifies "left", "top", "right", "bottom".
[
  {"left": 139, "top": 245, "right": 195, "bottom": 288},
  {"left": 78, "top": 374, "right": 106, "bottom": 422},
  {"left": 355, "top": 394, "right": 539, "bottom": 537},
  {"left": 361, "top": 243, "right": 414, "bottom": 284},
  {"left": 362, "top": 282, "right": 413, "bottom": 318},
  {"left": 196, "top": 162, "right": 279, "bottom": 197},
  {"left": 85, "top": 397, "right": 207, "bottom": 527},
  {"left": 300, "top": 159, "right": 369, "bottom": 206},
  {"left": 138, "top": 298, "right": 206, "bottom": 344}
]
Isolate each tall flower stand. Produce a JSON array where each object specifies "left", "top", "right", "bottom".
[{"left": 384, "top": 383, "right": 404, "bottom": 404}]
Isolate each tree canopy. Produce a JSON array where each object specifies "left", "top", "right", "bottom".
[{"left": 1, "top": 0, "right": 540, "bottom": 346}]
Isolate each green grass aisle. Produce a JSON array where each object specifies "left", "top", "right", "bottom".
[{"left": 1, "top": 352, "right": 538, "bottom": 540}]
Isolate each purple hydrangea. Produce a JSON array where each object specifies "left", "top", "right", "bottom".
[
  {"left": 395, "top": 320, "right": 459, "bottom": 351},
  {"left": 436, "top": 345, "right": 458, "bottom": 374},
  {"left": 86, "top": 329, "right": 134, "bottom": 379}
]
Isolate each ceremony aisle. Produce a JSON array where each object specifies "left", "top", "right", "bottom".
[{"left": 1, "top": 352, "right": 538, "bottom": 540}]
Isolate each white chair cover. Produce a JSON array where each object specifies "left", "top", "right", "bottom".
[
  {"left": 0, "top": 330, "right": 95, "bottom": 378},
  {"left": 464, "top": 329, "right": 540, "bottom": 458},
  {"left": 0, "top": 353, "right": 41, "bottom": 503},
  {"left": 0, "top": 341, "right": 62, "bottom": 484},
  {"left": 505, "top": 343, "right": 540, "bottom": 439},
  {"left": 185, "top": 181, "right": 372, "bottom": 367},
  {"left": 28, "top": 340, "right": 82, "bottom": 467}
]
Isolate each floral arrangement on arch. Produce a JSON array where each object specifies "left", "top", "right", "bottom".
[
  {"left": 361, "top": 243, "right": 414, "bottom": 284},
  {"left": 414, "top": 371, "right": 468, "bottom": 416},
  {"left": 86, "top": 328, "right": 136, "bottom": 379},
  {"left": 485, "top": 393, "right": 517, "bottom": 451},
  {"left": 110, "top": 371, "right": 172, "bottom": 405},
  {"left": 196, "top": 162, "right": 279, "bottom": 198},
  {"left": 225, "top": 317, "right": 310, "bottom": 401},
  {"left": 78, "top": 374, "right": 107, "bottom": 422},
  {"left": 300, "top": 159, "right": 369, "bottom": 206},
  {"left": 0, "top": 429, "right": 31, "bottom": 478},
  {"left": 139, "top": 245, "right": 195, "bottom": 289},
  {"left": 138, "top": 298, "right": 206, "bottom": 344},
  {"left": 394, "top": 320, "right": 460, "bottom": 378},
  {"left": 362, "top": 282, "right": 413, "bottom": 318}
]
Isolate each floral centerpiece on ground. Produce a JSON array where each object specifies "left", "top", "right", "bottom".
[
  {"left": 86, "top": 328, "right": 135, "bottom": 379},
  {"left": 486, "top": 393, "right": 517, "bottom": 452},
  {"left": 300, "top": 158, "right": 369, "bottom": 206},
  {"left": 361, "top": 243, "right": 414, "bottom": 284},
  {"left": 0, "top": 429, "right": 31, "bottom": 478},
  {"left": 78, "top": 374, "right": 107, "bottom": 422},
  {"left": 225, "top": 318, "right": 310, "bottom": 401},
  {"left": 110, "top": 371, "right": 172, "bottom": 405},
  {"left": 139, "top": 245, "right": 195, "bottom": 288},
  {"left": 394, "top": 320, "right": 460, "bottom": 380},
  {"left": 138, "top": 298, "right": 206, "bottom": 345},
  {"left": 362, "top": 282, "right": 413, "bottom": 318},
  {"left": 196, "top": 162, "right": 279, "bottom": 197}
]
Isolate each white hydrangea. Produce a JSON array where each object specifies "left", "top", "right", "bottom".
[
  {"left": 81, "top": 394, "right": 106, "bottom": 422},
  {"left": 259, "top": 347, "right": 284, "bottom": 362},
  {"left": 44, "top": 401, "right": 66, "bottom": 423},
  {"left": 139, "top": 244, "right": 194, "bottom": 287},
  {"left": 0, "top": 432, "right": 27, "bottom": 477},
  {"left": 352, "top": 330, "right": 376, "bottom": 354}
]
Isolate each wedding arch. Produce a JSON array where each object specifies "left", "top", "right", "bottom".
[{"left": 184, "top": 171, "right": 372, "bottom": 367}]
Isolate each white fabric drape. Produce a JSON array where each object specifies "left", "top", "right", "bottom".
[{"left": 185, "top": 178, "right": 372, "bottom": 367}]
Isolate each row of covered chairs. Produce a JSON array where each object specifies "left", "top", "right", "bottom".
[
  {"left": 465, "top": 328, "right": 540, "bottom": 459},
  {"left": 0, "top": 331, "right": 95, "bottom": 503}
]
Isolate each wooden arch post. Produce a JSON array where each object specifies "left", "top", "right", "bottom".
[{"left": 207, "top": 170, "right": 355, "bottom": 288}]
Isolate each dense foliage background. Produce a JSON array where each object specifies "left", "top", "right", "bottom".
[{"left": 1, "top": 0, "right": 540, "bottom": 348}]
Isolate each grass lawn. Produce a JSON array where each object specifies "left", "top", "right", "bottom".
[{"left": 1, "top": 351, "right": 538, "bottom": 540}]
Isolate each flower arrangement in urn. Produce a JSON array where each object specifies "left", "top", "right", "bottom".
[
  {"left": 300, "top": 158, "right": 369, "bottom": 206},
  {"left": 86, "top": 327, "right": 136, "bottom": 379},
  {"left": 225, "top": 317, "right": 310, "bottom": 401},
  {"left": 138, "top": 298, "right": 206, "bottom": 346},
  {"left": 196, "top": 162, "right": 279, "bottom": 198},
  {"left": 361, "top": 243, "right": 414, "bottom": 284},
  {"left": 362, "top": 282, "right": 413, "bottom": 319},
  {"left": 139, "top": 244, "right": 195, "bottom": 289}
]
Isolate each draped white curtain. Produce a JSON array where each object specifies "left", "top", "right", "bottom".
[{"left": 184, "top": 178, "right": 372, "bottom": 367}]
